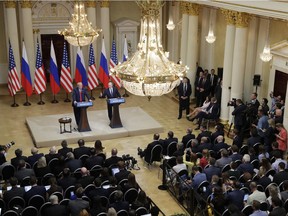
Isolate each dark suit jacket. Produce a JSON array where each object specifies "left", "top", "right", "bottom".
[
  {"left": 237, "top": 163, "right": 254, "bottom": 174},
  {"left": 247, "top": 136, "right": 262, "bottom": 148},
  {"left": 232, "top": 104, "right": 247, "bottom": 126},
  {"left": 203, "top": 165, "right": 221, "bottom": 182},
  {"left": 213, "top": 142, "right": 229, "bottom": 152},
  {"left": 72, "top": 87, "right": 90, "bottom": 106},
  {"left": 58, "top": 147, "right": 73, "bottom": 158},
  {"left": 109, "top": 201, "right": 130, "bottom": 212},
  {"left": 198, "top": 142, "right": 212, "bottom": 152},
  {"left": 115, "top": 169, "right": 131, "bottom": 183},
  {"left": 73, "top": 146, "right": 91, "bottom": 159},
  {"left": 269, "top": 207, "right": 286, "bottom": 216},
  {"left": 3, "top": 187, "right": 25, "bottom": 204},
  {"left": 229, "top": 153, "right": 243, "bottom": 162},
  {"left": 273, "top": 171, "right": 288, "bottom": 186},
  {"left": 182, "top": 134, "right": 195, "bottom": 148},
  {"left": 258, "top": 176, "right": 272, "bottom": 189},
  {"left": 58, "top": 176, "right": 77, "bottom": 190},
  {"left": 211, "top": 131, "right": 224, "bottom": 144},
  {"left": 24, "top": 185, "right": 47, "bottom": 202},
  {"left": 27, "top": 153, "right": 44, "bottom": 167},
  {"left": 197, "top": 131, "right": 212, "bottom": 143},
  {"left": 11, "top": 156, "right": 28, "bottom": 169},
  {"left": 42, "top": 204, "right": 69, "bottom": 216},
  {"left": 77, "top": 175, "right": 95, "bottom": 188},
  {"left": 85, "top": 155, "right": 104, "bottom": 169},
  {"left": 226, "top": 189, "right": 245, "bottom": 210},
  {"left": 207, "top": 74, "right": 218, "bottom": 88},
  {"left": 104, "top": 156, "right": 123, "bottom": 167},
  {"left": 178, "top": 82, "right": 192, "bottom": 106},
  {"left": 162, "top": 137, "right": 178, "bottom": 155},
  {"left": 68, "top": 199, "right": 90, "bottom": 216},
  {"left": 144, "top": 140, "right": 160, "bottom": 163},
  {"left": 233, "top": 135, "right": 243, "bottom": 149},
  {"left": 198, "top": 78, "right": 210, "bottom": 96},
  {"left": 45, "top": 153, "right": 60, "bottom": 164},
  {"left": 102, "top": 87, "right": 121, "bottom": 99},
  {"left": 14, "top": 168, "right": 35, "bottom": 182},
  {"left": 65, "top": 159, "right": 82, "bottom": 172},
  {"left": 87, "top": 187, "right": 109, "bottom": 200}
]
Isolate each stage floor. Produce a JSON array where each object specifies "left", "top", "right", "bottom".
[{"left": 26, "top": 107, "right": 164, "bottom": 148}]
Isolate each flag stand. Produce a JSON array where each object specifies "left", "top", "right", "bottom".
[
  {"left": 11, "top": 95, "right": 19, "bottom": 107},
  {"left": 122, "top": 89, "right": 129, "bottom": 97},
  {"left": 37, "top": 93, "right": 45, "bottom": 105},
  {"left": 90, "top": 90, "right": 95, "bottom": 100},
  {"left": 64, "top": 93, "right": 71, "bottom": 102},
  {"left": 23, "top": 94, "right": 31, "bottom": 106},
  {"left": 51, "top": 94, "right": 58, "bottom": 103}
]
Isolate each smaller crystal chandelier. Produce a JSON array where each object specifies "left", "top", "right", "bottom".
[
  {"left": 166, "top": 19, "right": 175, "bottom": 31},
  {"left": 206, "top": 9, "right": 216, "bottom": 44},
  {"left": 59, "top": 1, "right": 101, "bottom": 47},
  {"left": 260, "top": 20, "right": 272, "bottom": 62}
]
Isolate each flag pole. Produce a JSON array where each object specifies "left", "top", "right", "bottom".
[
  {"left": 122, "top": 89, "right": 129, "bottom": 97},
  {"left": 37, "top": 93, "right": 45, "bottom": 105},
  {"left": 11, "top": 95, "right": 19, "bottom": 107},
  {"left": 23, "top": 94, "right": 31, "bottom": 106},
  {"left": 51, "top": 94, "right": 58, "bottom": 103},
  {"left": 64, "top": 93, "right": 71, "bottom": 102},
  {"left": 90, "top": 90, "right": 95, "bottom": 100}
]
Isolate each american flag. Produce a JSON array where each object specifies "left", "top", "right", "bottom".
[
  {"left": 8, "top": 41, "right": 21, "bottom": 96},
  {"left": 87, "top": 44, "right": 99, "bottom": 90},
  {"left": 60, "top": 41, "right": 73, "bottom": 93},
  {"left": 34, "top": 40, "right": 46, "bottom": 94},
  {"left": 109, "top": 39, "right": 121, "bottom": 89}
]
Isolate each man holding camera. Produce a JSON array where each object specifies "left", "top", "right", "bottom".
[{"left": 231, "top": 99, "right": 247, "bottom": 135}]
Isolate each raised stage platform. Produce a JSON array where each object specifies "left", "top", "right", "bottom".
[{"left": 26, "top": 107, "right": 164, "bottom": 148}]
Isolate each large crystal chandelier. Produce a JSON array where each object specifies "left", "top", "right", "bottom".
[
  {"left": 260, "top": 20, "right": 272, "bottom": 62},
  {"left": 59, "top": 1, "right": 101, "bottom": 47},
  {"left": 111, "top": 0, "right": 187, "bottom": 97}
]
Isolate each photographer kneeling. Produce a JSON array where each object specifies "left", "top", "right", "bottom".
[{"left": 231, "top": 99, "right": 247, "bottom": 137}]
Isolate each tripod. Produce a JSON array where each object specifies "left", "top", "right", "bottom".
[{"left": 227, "top": 116, "right": 234, "bottom": 137}]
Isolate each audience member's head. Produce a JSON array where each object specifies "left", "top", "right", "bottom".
[
  {"left": 118, "top": 161, "right": 125, "bottom": 170},
  {"left": 94, "top": 178, "right": 102, "bottom": 187},
  {"left": 15, "top": 148, "right": 23, "bottom": 157},
  {"left": 231, "top": 145, "right": 239, "bottom": 153},
  {"left": 107, "top": 208, "right": 117, "bottom": 216},
  {"left": 31, "top": 147, "right": 39, "bottom": 155},
  {"left": 192, "top": 166, "right": 200, "bottom": 174},
  {"left": 216, "top": 135, "right": 224, "bottom": 143},
  {"left": 79, "top": 209, "right": 90, "bottom": 216},
  {"left": 94, "top": 140, "right": 104, "bottom": 152},
  {"left": 186, "top": 128, "right": 192, "bottom": 134},
  {"left": 200, "top": 125, "right": 207, "bottom": 131},
  {"left": 61, "top": 140, "right": 68, "bottom": 148},
  {"left": 249, "top": 181, "right": 257, "bottom": 192},
  {"left": 9, "top": 177, "right": 18, "bottom": 187},
  {"left": 153, "top": 133, "right": 160, "bottom": 141},
  {"left": 168, "top": 131, "right": 174, "bottom": 138},
  {"left": 271, "top": 197, "right": 283, "bottom": 208},
  {"left": 62, "top": 168, "right": 71, "bottom": 177},
  {"left": 282, "top": 180, "right": 288, "bottom": 191},
  {"left": 18, "top": 159, "right": 26, "bottom": 169},
  {"left": 80, "top": 167, "right": 89, "bottom": 176},
  {"left": 30, "top": 176, "right": 38, "bottom": 186},
  {"left": 221, "top": 149, "right": 228, "bottom": 158},
  {"left": 37, "top": 156, "right": 47, "bottom": 168},
  {"left": 114, "top": 190, "right": 123, "bottom": 202},
  {"left": 49, "top": 194, "right": 59, "bottom": 205},
  {"left": 242, "top": 154, "right": 250, "bottom": 163},
  {"left": 49, "top": 146, "right": 57, "bottom": 154},
  {"left": 250, "top": 127, "right": 258, "bottom": 137},
  {"left": 66, "top": 152, "right": 75, "bottom": 160},
  {"left": 78, "top": 139, "right": 85, "bottom": 147},
  {"left": 176, "top": 156, "right": 183, "bottom": 165},
  {"left": 252, "top": 200, "right": 261, "bottom": 211},
  {"left": 278, "top": 162, "right": 286, "bottom": 172},
  {"left": 111, "top": 148, "right": 118, "bottom": 156},
  {"left": 75, "top": 187, "right": 84, "bottom": 198},
  {"left": 177, "top": 142, "right": 183, "bottom": 150},
  {"left": 209, "top": 157, "right": 216, "bottom": 166}
]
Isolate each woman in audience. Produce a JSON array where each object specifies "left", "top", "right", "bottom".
[
  {"left": 209, "top": 186, "right": 226, "bottom": 215},
  {"left": 199, "top": 149, "right": 209, "bottom": 169},
  {"left": 79, "top": 209, "right": 90, "bottom": 216},
  {"left": 258, "top": 145, "right": 269, "bottom": 161},
  {"left": 267, "top": 184, "right": 281, "bottom": 206},
  {"left": 275, "top": 123, "right": 288, "bottom": 153},
  {"left": 187, "top": 96, "right": 211, "bottom": 120},
  {"left": 46, "top": 176, "right": 63, "bottom": 199},
  {"left": 242, "top": 172, "right": 252, "bottom": 188},
  {"left": 108, "top": 176, "right": 121, "bottom": 195},
  {"left": 131, "top": 190, "right": 150, "bottom": 211},
  {"left": 260, "top": 158, "right": 272, "bottom": 174},
  {"left": 35, "top": 156, "right": 51, "bottom": 178},
  {"left": 94, "top": 140, "right": 106, "bottom": 156},
  {"left": 100, "top": 167, "right": 110, "bottom": 183},
  {"left": 90, "top": 196, "right": 107, "bottom": 216},
  {"left": 123, "top": 173, "right": 139, "bottom": 192},
  {"left": 257, "top": 166, "right": 271, "bottom": 189},
  {"left": 248, "top": 147, "right": 258, "bottom": 162},
  {"left": 183, "top": 150, "right": 199, "bottom": 175},
  {"left": 228, "top": 161, "right": 241, "bottom": 180}
]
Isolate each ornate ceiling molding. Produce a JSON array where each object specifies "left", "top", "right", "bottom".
[
  {"left": 4, "top": 1, "right": 17, "bottom": 8},
  {"left": 100, "top": 0, "right": 109, "bottom": 8}
]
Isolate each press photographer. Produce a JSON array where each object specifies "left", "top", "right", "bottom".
[{"left": 231, "top": 99, "right": 247, "bottom": 135}]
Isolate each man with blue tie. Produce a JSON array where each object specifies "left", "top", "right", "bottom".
[
  {"left": 101, "top": 82, "right": 121, "bottom": 120},
  {"left": 72, "top": 82, "right": 90, "bottom": 126}
]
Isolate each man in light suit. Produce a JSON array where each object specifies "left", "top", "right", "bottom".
[
  {"left": 101, "top": 81, "right": 121, "bottom": 120},
  {"left": 72, "top": 82, "right": 90, "bottom": 126},
  {"left": 178, "top": 77, "right": 192, "bottom": 119}
]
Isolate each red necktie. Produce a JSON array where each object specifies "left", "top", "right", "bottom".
[{"left": 79, "top": 90, "right": 82, "bottom": 102}]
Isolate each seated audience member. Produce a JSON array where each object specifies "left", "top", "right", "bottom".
[
  {"left": 203, "top": 157, "right": 221, "bottom": 182},
  {"left": 123, "top": 173, "right": 139, "bottom": 192},
  {"left": 58, "top": 140, "right": 73, "bottom": 158},
  {"left": 104, "top": 148, "right": 123, "bottom": 168},
  {"left": 266, "top": 184, "right": 281, "bottom": 206},
  {"left": 213, "top": 135, "right": 229, "bottom": 152},
  {"left": 99, "top": 167, "right": 110, "bottom": 182},
  {"left": 242, "top": 172, "right": 253, "bottom": 188},
  {"left": 173, "top": 142, "right": 184, "bottom": 157},
  {"left": 24, "top": 175, "right": 46, "bottom": 202},
  {"left": 138, "top": 134, "right": 161, "bottom": 160},
  {"left": 14, "top": 159, "right": 35, "bottom": 182},
  {"left": 94, "top": 140, "right": 106, "bottom": 155},
  {"left": 190, "top": 166, "right": 207, "bottom": 190},
  {"left": 90, "top": 196, "right": 107, "bottom": 216},
  {"left": 73, "top": 139, "right": 91, "bottom": 159},
  {"left": 35, "top": 156, "right": 51, "bottom": 178},
  {"left": 196, "top": 125, "right": 212, "bottom": 143},
  {"left": 107, "top": 207, "right": 117, "bottom": 216},
  {"left": 227, "top": 204, "right": 244, "bottom": 216},
  {"left": 109, "top": 190, "right": 129, "bottom": 212},
  {"left": 273, "top": 162, "right": 288, "bottom": 185},
  {"left": 77, "top": 167, "right": 94, "bottom": 188},
  {"left": 211, "top": 123, "right": 225, "bottom": 144},
  {"left": 272, "top": 151, "right": 287, "bottom": 172},
  {"left": 275, "top": 123, "right": 288, "bottom": 153},
  {"left": 250, "top": 200, "right": 268, "bottom": 216},
  {"left": 225, "top": 181, "right": 245, "bottom": 210},
  {"left": 11, "top": 148, "right": 28, "bottom": 169},
  {"left": 228, "top": 162, "right": 241, "bottom": 180},
  {"left": 280, "top": 180, "right": 288, "bottom": 202},
  {"left": 258, "top": 145, "right": 269, "bottom": 161},
  {"left": 46, "top": 177, "right": 63, "bottom": 198},
  {"left": 260, "top": 158, "right": 272, "bottom": 174},
  {"left": 232, "top": 129, "right": 243, "bottom": 149},
  {"left": 190, "top": 139, "right": 200, "bottom": 153},
  {"left": 269, "top": 197, "right": 286, "bottom": 216},
  {"left": 237, "top": 154, "right": 254, "bottom": 175},
  {"left": 3, "top": 177, "right": 25, "bottom": 204},
  {"left": 57, "top": 168, "right": 77, "bottom": 190},
  {"left": 162, "top": 131, "right": 178, "bottom": 155},
  {"left": 42, "top": 194, "right": 69, "bottom": 216},
  {"left": 247, "top": 182, "right": 266, "bottom": 205},
  {"left": 27, "top": 147, "right": 44, "bottom": 167},
  {"left": 228, "top": 145, "right": 242, "bottom": 162},
  {"left": 257, "top": 166, "right": 272, "bottom": 189},
  {"left": 107, "top": 176, "right": 121, "bottom": 195},
  {"left": 45, "top": 146, "right": 59, "bottom": 164},
  {"left": 215, "top": 149, "right": 232, "bottom": 169},
  {"left": 181, "top": 128, "right": 195, "bottom": 149},
  {"left": 248, "top": 147, "right": 258, "bottom": 162},
  {"left": 187, "top": 96, "right": 211, "bottom": 120},
  {"left": 86, "top": 148, "right": 104, "bottom": 169},
  {"left": 270, "top": 142, "right": 283, "bottom": 159},
  {"left": 115, "top": 161, "right": 131, "bottom": 183},
  {"left": 183, "top": 150, "right": 199, "bottom": 175},
  {"left": 131, "top": 190, "right": 150, "bottom": 211},
  {"left": 68, "top": 187, "right": 90, "bottom": 216},
  {"left": 198, "top": 137, "right": 212, "bottom": 152},
  {"left": 247, "top": 127, "right": 262, "bottom": 148},
  {"left": 210, "top": 186, "right": 226, "bottom": 215},
  {"left": 65, "top": 152, "right": 82, "bottom": 172},
  {"left": 199, "top": 149, "right": 209, "bottom": 169},
  {"left": 87, "top": 178, "right": 109, "bottom": 200},
  {"left": 274, "top": 109, "right": 283, "bottom": 124},
  {"left": 172, "top": 156, "right": 187, "bottom": 174}
]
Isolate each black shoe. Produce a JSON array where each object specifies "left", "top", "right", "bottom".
[
  {"left": 178, "top": 116, "right": 182, "bottom": 120},
  {"left": 195, "top": 126, "right": 200, "bottom": 130},
  {"left": 189, "top": 118, "right": 195, "bottom": 122}
]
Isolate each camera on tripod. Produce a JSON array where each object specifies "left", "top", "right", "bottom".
[
  {"left": 0, "top": 141, "right": 15, "bottom": 151},
  {"left": 227, "top": 98, "right": 236, "bottom": 107},
  {"left": 122, "top": 154, "right": 138, "bottom": 170}
]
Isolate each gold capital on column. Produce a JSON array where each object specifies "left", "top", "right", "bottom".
[
  {"left": 4, "top": 1, "right": 17, "bottom": 8},
  {"left": 85, "top": 1, "right": 97, "bottom": 8},
  {"left": 100, "top": 0, "right": 109, "bottom": 8},
  {"left": 186, "top": 3, "right": 199, "bottom": 16},
  {"left": 20, "top": 0, "right": 33, "bottom": 8},
  {"left": 235, "top": 12, "right": 251, "bottom": 28},
  {"left": 221, "top": 9, "right": 236, "bottom": 25}
]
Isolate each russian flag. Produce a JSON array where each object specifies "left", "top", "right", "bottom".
[
  {"left": 49, "top": 40, "right": 60, "bottom": 95},
  {"left": 123, "top": 36, "right": 128, "bottom": 62},
  {"left": 98, "top": 38, "right": 110, "bottom": 89},
  {"left": 74, "top": 47, "right": 88, "bottom": 87},
  {"left": 21, "top": 41, "right": 33, "bottom": 97}
]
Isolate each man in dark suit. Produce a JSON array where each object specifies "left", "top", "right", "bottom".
[
  {"left": 228, "top": 145, "right": 243, "bottom": 162},
  {"left": 203, "top": 158, "right": 221, "bottom": 182},
  {"left": 197, "top": 73, "right": 210, "bottom": 107},
  {"left": 57, "top": 168, "right": 77, "bottom": 190},
  {"left": 73, "top": 139, "right": 91, "bottom": 159},
  {"left": 231, "top": 99, "right": 247, "bottom": 135},
  {"left": 45, "top": 146, "right": 60, "bottom": 165},
  {"left": 11, "top": 148, "right": 28, "bottom": 169},
  {"left": 178, "top": 77, "right": 192, "bottom": 119},
  {"left": 109, "top": 190, "right": 129, "bottom": 212},
  {"left": 101, "top": 81, "right": 121, "bottom": 120},
  {"left": 232, "top": 129, "right": 243, "bottom": 149},
  {"left": 269, "top": 197, "right": 286, "bottom": 216},
  {"left": 139, "top": 134, "right": 161, "bottom": 163},
  {"left": 198, "top": 137, "right": 212, "bottom": 152},
  {"left": 195, "top": 71, "right": 204, "bottom": 107},
  {"left": 213, "top": 136, "right": 229, "bottom": 152},
  {"left": 207, "top": 69, "right": 218, "bottom": 96},
  {"left": 115, "top": 161, "right": 131, "bottom": 183},
  {"left": 196, "top": 125, "right": 212, "bottom": 143},
  {"left": 87, "top": 178, "right": 109, "bottom": 200},
  {"left": 68, "top": 187, "right": 90, "bottom": 216},
  {"left": 181, "top": 128, "right": 195, "bottom": 149},
  {"left": 237, "top": 154, "right": 254, "bottom": 175},
  {"left": 58, "top": 140, "right": 73, "bottom": 158},
  {"left": 85, "top": 149, "right": 104, "bottom": 169},
  {"left": 3, "top": 177, "right": 25, "bottom": 204},
  {"left": 77, "top": 167, "right": 95, "bottom": 188},
  {"left": 104, "top": 148, "right": 123, "bottom": 168},
  {"left": 225, "top": 181, "right": 245, "bottom": 210},
  {"left": 24, "top": 176, "right": 46, "bottom": 203},
  {"left": 72, "top": 82, "right": 91, "bottom": 126},
  {"left": 273, "top": 162, "right": 288, "bottom": 185},
  {"left": 161, "top": 131, "right": 178, "bottom": 155},
  {"left": 14, "top": 160, "right": 35, "bottom": 182},
  {"left": 43, "top": 194, "right": 69, "bottom": 216},
  {"left": 65, "top": 152, "right": 82, "bottom": 172},
  {"left": 27, "top": 147, "right": 44, "bottom": 167}
]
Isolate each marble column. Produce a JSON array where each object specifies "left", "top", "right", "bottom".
[
  {"left": 21, "top": 0, "right": 35, "bottom": 75},
  {"left": 186, "top": 3, "right": 199, "bottom": 92},
  {"left": 100, "top": 0, "right": 110, "bottom": 57},
  {"left": 199, "top": 7, "right": 209, "bottom": 69},
  {"left": 229, "top": 12, "right": 251, "bottom": 121},
  {"left": 5, "top": 1, "right": 21, "bottom": 76},
  {"left": 180, "top": 2, "right": 189, "bottom": 65},
  {"left": 86, "top": 1, "right": 98, "bottom": 53},
  {"left": 220, "top": 10, "right": 236, "bottom": 123},
  {"left": 206, "top": 8, "right": 217, "bottom": 71}
]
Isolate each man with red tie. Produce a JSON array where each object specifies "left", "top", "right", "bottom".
[{"left": 72, "top": 82, "right": 90, "bottom": 126}]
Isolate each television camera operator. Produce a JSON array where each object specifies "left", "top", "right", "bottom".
[
  {"left": 0, "top": 141, "right": 15, "bottom": 173},
  {"left": 231, "top": 99, "right": 247, "bottom": 135}
]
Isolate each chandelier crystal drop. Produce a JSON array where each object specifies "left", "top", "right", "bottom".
[
  {"left": 206, "top": 29, "right": 216, "bottom": 44},
  {"left": 260, "top": 45, "right": 273, "bottom": 62},
  {"left": 58, "top": 1, "right": 101, "bottom": 47},
  {"left": 111, "top": 0, "right": 187, "bottom": 97},
  {"left": 166, "top": 19, "right": 175, "bottom": 31}
]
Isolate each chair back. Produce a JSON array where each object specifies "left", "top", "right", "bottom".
[
  {"left": 48, "top": 158, "right": 59, "bottom": 168},
  {"left": 99, "top": 196, "right": 109, "bottom": 207},
  {"left": 257, "top": 184, "right": 264, "bottom": 192},
  {"left": 90, "top": 165, "right": 103, "bottom": 178},
  {"left": 260, "top": 202, "right": 268, "bottom": 211},
  {"left": 124, "top": 188, "right": 138, "bottom": 203},
  {"left": 117, "top": 210, "right": 128, "bottom": 216},
  {"left": 253, "top": 143, "right": 261, "bottom": 155},
  {"left": 28, "top": 195, "right": 45, "bottom": 210},
  {"left": 149, "top": 145, "right": 163, "bottom": 164},
  {"left": 51, "top": 191, "right": 63, "bottom": 201},
  {"left": 240, "top": 187, "right": 250, "bottom": 195},
  {"left": 41, "top": 173, "right": 54, "bottom": 185},
  {"left": 96, "top": 213, "right": 107, "bottom": 216},
  {"left": 0, "top": 198, "right": 5, "bottom": 213},
  {"left": 84, "top": 184, "right": 96, "bottom": 195},
  {"left": 59, "top": 199, "right": 70, "bottom": 206},
  {"left": 251, "top": 159, "right": 260, "bottom": 169},
  {"left": 265, "top": 169, "right": 276, "bottom": 177},
  {"left": 2, "top": 210, "right": 18, "bottom": 216},
  {"left": 1, "top": 164, "right": 15, "bottom": 181},
  {"left": 118, "top": 179, "right": 128, "bottom": 188},
  {"left": 64, "top": 185, "right": 75, "bottom": 199},
  {"left": 284, "top": 199, "right": 288, "bottom": 212},
  {"left": 21, "top": 206, "right": 38, "bottom": 216},
  {"left": 73, "top": 168, "right": 82, "bottom": 179},
  {"left": 241, "top": 205, "right": 253, "bottom": 216},
  {"left": 79, "top": 154, "right": 89, "bottom": 164},
  {"left": 197, "top": 181, "right": 210, "bottom": 194},
  {"left": 39, "top": 202, "right": 52, "bottom": 216},
  {"left": 20, "top": 176, "right": 31, "bottom": 187},
  {"left": 221, "top": 209, "right": 229, "bottom": 216},
  {"left": 97, "top": 153, "right": 106, "bottom": 161},
  {"left": 101, "top": 180, "right": 110, "bottom": 187},
  {"left": 167, "top": 141, "right": 177, "bottom": 156},
  {"left": 167, "top": 157, "right": 177, "bottom": 168},
  {"left": 109, "top": 190, "right": 118, "bottom": 204},
  {"left": 221, "top": 164, "right": 231, "bottom": 173},
  {"left": 8, "top": 196, "right": 25, "bottom": 210},
  {"left": 186, "top": 139, "right": 193, "bottom": 148},
  {"left": 239, "top": 145, "right": 248, "bottom": 155},
  {"left": 135, "top": 207, "right": 148, "bottom": 216}
]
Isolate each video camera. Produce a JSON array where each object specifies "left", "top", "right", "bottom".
[
  {"left": 227, "top": 98, "right": 236, "bottom": 107},
  {"left": 0, "top": 141, "right": 15, "bottom": 151},
  {"left": 122, "top": 154, "right": 139, "bottom": 170}
]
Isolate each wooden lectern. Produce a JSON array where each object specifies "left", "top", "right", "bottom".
[
  {"left": 107, "top": 98, "right": 125, "bottom": 128},
  {"left": 76, "top": 101, "right": 93, "bottom": 132}
]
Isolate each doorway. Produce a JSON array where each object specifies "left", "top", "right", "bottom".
[{"left": 273, "top": 70, "right": 288, "bottom": 100}]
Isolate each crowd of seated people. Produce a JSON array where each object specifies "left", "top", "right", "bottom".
[{"left": 0, "top": 139, "right": 161, "bottom": 216}]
